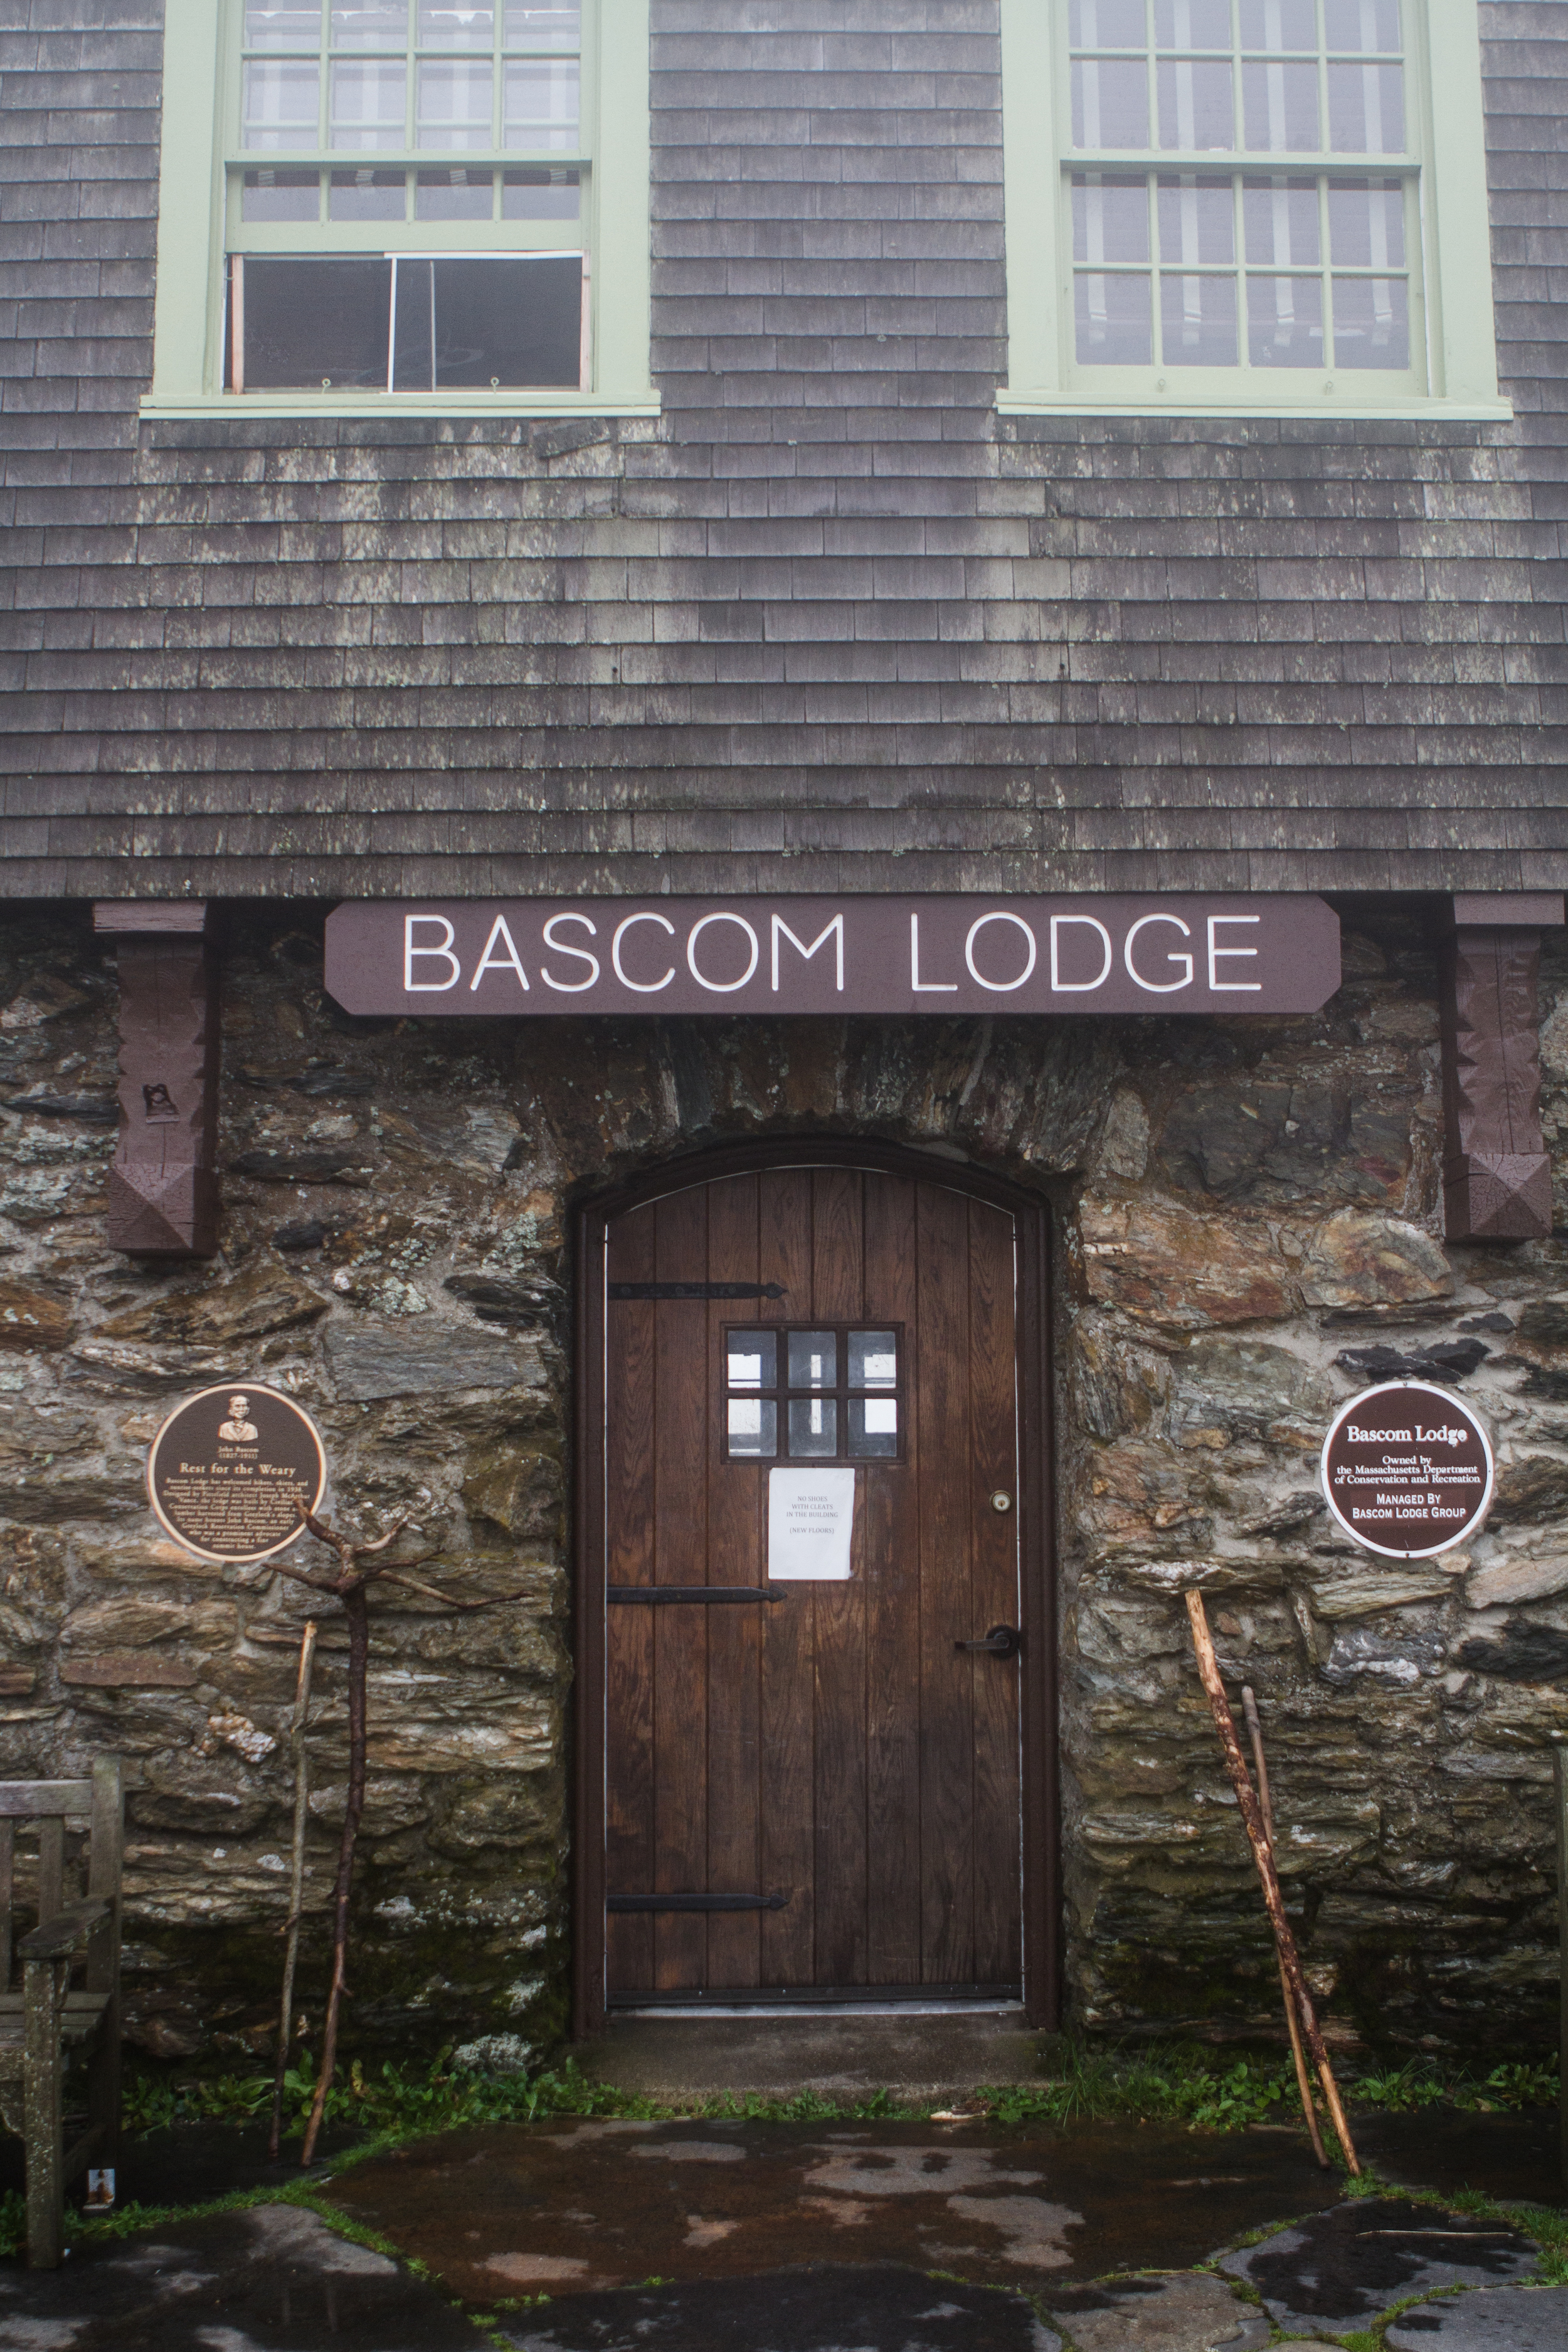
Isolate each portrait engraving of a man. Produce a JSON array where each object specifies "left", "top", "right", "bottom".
[{"left": 218, "top": 1394, "right": 260, "bottom": 1443}]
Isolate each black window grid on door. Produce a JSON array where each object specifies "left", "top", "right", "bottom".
[{"left": 720, "top": 1322, "right": 906, "bottom": 1465}]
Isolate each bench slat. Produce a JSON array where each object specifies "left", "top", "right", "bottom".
[{"left": 0, "top": 1784, "right": 92, "bottom": 1820}]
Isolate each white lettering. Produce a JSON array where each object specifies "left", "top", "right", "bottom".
[
  {"left": 771, "top": 913, "right": 845, "bottom": 993},
  {"left": 612, "top": 911, "right": 675, "bottom": 993},
  {"left": 964, "top": 911, "right": 1037, "bottom": 993},
  {"left": 1049, "top": 914, "right": 1113, "bottom": 993},
  {"left": 468, "top": 913, "right": 530, "bottom": 993},
  {"left": 1124, "top": 912, "right": 1194, "bottom": 994},
  {"left": 539, "top": 913, "right": 600, "bottom": 992},
  {"left": 687, "top": 912, "right": 760, "bottom": 993},
  {"left": 909, "top": 913, "right": 958, "bottom": 993},
  {"left": 1207, "top": 913, "right": 1262, "bottom": 992},
  {"left": 404, "top": 914, "right": 461, "bottom": 993}
]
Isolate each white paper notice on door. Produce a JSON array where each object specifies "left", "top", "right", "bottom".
[{"left": 768, "top": 1466, "right": 856, "bottom": 1581}]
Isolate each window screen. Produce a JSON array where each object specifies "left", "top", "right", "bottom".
[{"left": 229, "top": 252, "right": 582, "bottom": 388}]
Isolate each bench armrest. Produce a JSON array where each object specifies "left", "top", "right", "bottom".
[{"left": 18, "top": 1900, "right": 111, "bottom": 1961}]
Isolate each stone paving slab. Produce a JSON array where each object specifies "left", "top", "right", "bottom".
[
  {"left": 495, "top": 2262, "right": 1062, "bottom": 2351},
  {"left": 1042, "top": 2270, "right": 1271, "bottom": 2349},
  {"left": 1219, "top": 2198, "right": 1539, "bottom": 2337},
  {"left": 1384, "top": 2284, "right": 1568, "bottom": 2347},
  {"left": 328, "top": 2116, "right": 1344, "bottom": 2304},
  {"left": 0, "top": 2203, "right": 482, "bottom": 2350}
]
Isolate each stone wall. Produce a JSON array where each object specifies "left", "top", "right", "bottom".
[{"left": 2, "top": 898, "right": 1565, "bottom": 2062}]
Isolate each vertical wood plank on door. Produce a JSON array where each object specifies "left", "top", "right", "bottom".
[
  {"left": 809, "top": 1168, "right": 868, "bottom": 1986},
  {"left": 604, "top": 1203, "right": 657, "bottom": 1993},
  {"left": 968, "top": 1199, "right": 1023, "bottom": 1986},
  {"left": 862, "top": 1172, "right": 922, "bottom": 1985},
  {"left": 705, "top": 1174, "right": 765, "bottom": 1988},
  {"left": 652, "top": 1184, "right": 711, "bottom": 1990},
  {"left": 758, "top": 1168, "right": 817, "bottom": 1985},
  {"left": 916, "top": 1180, "right": 975, "bottom": 1983}
]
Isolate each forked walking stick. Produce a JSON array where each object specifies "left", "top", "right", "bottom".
[
  {"left": 1185, "top": 1591, "right": 1360, "bottom": 2174},
  {"left": 269, "top": 1618, "right": 317, "bottom": 2161},
  {"left": 1241, "top": 1682, "right": 1328, "bottom": 2169}
]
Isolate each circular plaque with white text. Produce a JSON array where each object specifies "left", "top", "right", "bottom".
[
  {"left": 147, "top": 1384, "right": 327, "bottom": 1564},
  {"left": 1320, "top": 1380, "right": 1493, "bottom": 1560}
]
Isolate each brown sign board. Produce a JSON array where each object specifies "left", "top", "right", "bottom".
[
  {"left": 324, "top": 894, "right": 1342, "bottom": 1019},
  {"left": 1320, "top": 1381, "right": 1494, "bottom": 1559},
  {"left": 147, "top": 1384, "right": 327, "bottom": 1565}
]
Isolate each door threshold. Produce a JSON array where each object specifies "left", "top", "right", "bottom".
[{"left": 612, "top": 2001, "right": 1028, "bottom": 2019}]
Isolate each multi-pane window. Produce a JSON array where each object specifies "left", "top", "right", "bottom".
[
  {"left": 723, "top": 1328, "right": 904, "bottom": 1465},
  {"left": 226, "top": 0, "right": 589, "bottom": 393},
  {"left": 1066, "top": 0, "right": 1420, "bottom": 383}
]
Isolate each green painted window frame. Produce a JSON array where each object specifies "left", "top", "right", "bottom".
[
  {"left": 998, "top": 0, "right": 1509, "bottom": 420},
  {"left": 145, "top": 0, "right": 656, "bottom": 420}
]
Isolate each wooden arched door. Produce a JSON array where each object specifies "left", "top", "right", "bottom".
[{"left": 575, "top": 1147, "right": 1055, "bottom": 2026}]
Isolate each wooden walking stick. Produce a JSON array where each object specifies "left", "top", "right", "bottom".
[
  {"left": 1241, "top": 1682, "right": 1328, "bottom": 2169},
  {"left": 1185, "top": 1591, "right": 1360, "bottom": 2175},
  {"left": 269, "top": 1618, "right": 317, "bottom": 2161},
  {"left": 270, "top": 1499, "right": 531, "bottom": 2166}
]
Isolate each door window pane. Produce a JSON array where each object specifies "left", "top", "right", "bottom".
[
  {"left": 848, "top": 1330, "right": 898, "bottom": 1389},
  {"left": 1328, "top": 60, "right": 1404, "bottom": 151},
  {"left": 1328, "top": 176, "right": 1404, "bottom": 267},
  {"left": 246, "top": 3, "right": 323, "bottom": 48},
  {"left": 848, "top": 1399, "right": 898, "bottom": 1459},
  {"left": 332, "top": 1, "right": 411, "bottom": 46},
  {"left": 1332, "top": 273, "right": 1408, "bottom": 366},
  {"left": 1243, "top": 175, "right": 1320, "bottom": 265},
  {"left": 244, "top": 61, "right": 320, "bottom": 148},
  {"left": 330, "top": 166, "right": 406, "bottom": 218},
  {"left": 241, "top": 257, "right": 393, "bottom": 388},
  {"left": 788, "top": 1332, "right": 837, "bottom": 1390},
  {"left": 1072, "top": 59, "right": 1150, "bottom": 149},
  {"left": 418, "top": 58, "right": 493, "bottom": 146},
  {"left": 1241, "top": 59, "right": 1318, "bottom": 148},
  {"left": 331, "top": 60, "right": 407, "bottom": 147},
  {"left": 243, "top": 169, "right": 321, "bottom": 221},
  {"left": 1075, "top": 270, "right": 1153, "bottom": 362},
  {"left": 1157, "top": 59, "right": 1234, "bottom": 150},
  {"left": 1160, "top": 270, "right": 1238, "bottom": 362},
  {"left": 1158, "top": 175, "right": 1234, "bottom": 264},
  {"left": 506, "top": 0, "right": 581, "bottom": 46},
  {"left": 1073, "top": 174, "right": 1151, "bottom": 265},
  {"left": 420, "top": 1, "right": 495, "bottom": 42},
  {"left": 728, "top": 1399, "right": 776, "bottom": 1458},
  {"left": 788, "top": 1399, "right": 839, "bottom": 1458},
  {"left": 503, "top": 58, "right": 580, "bottom": 146},
  {"left": 727, "top": 1332, "right": 776, "bottom": 1389},
  {"left": 1246, "top": 270, "right": 1323, "bottom": 362}
]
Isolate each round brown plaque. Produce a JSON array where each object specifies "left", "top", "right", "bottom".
[
  {"left": 146, "top": 1384, "right": 327, "bottom": 1565},
  {"left": 1320, "top": 1380, "right": 1494, "bottom": 1559}
]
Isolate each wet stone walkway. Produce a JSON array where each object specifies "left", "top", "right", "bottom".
[{"left": 0, "top": 2107, "right": 1561, "bottom": 2349}]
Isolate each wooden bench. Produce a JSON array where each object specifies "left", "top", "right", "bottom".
[{"left": 0, "top": 1760, "right": 123, "bottom": 2267}]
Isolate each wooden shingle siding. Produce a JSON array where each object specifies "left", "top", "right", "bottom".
[{"left": 0, "top": 0, "right": 1565, "bottom": 899}]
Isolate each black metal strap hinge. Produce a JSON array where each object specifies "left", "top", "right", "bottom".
[
  {"left": 607, "top": 1893, "right": 790, "bottom": 1914},
  {"left": 608, "top": 1585, "right": 783, "bottom": 1605},
  {"left": 608, "top": 1281, "right": 788, "bottom": 1301}
]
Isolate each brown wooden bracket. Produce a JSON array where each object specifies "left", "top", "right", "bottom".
[
  {"left": 93, "top": 903, "right": 220, "bottom": 1258},
  {"left": 1439, "top": 893, "right": 1565, "bottom": 1242}
]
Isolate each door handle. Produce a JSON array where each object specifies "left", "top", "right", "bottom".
[{"left": 955, "top": 1624, "right": 1020, "bottom": 1660}]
